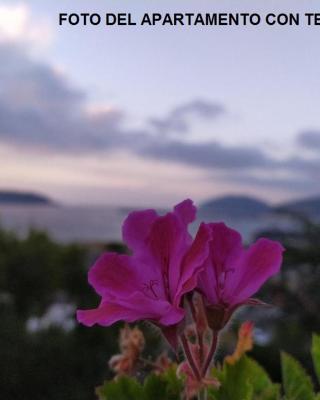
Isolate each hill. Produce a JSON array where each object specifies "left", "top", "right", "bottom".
[
  {"left": 0, "top": 190, "right": 52, "bottom": 205},
  {"left": 199, "top": 195, "right": 271, "bottom": 218},
  {"left": 275, "top": 196, "right": 320, "bottom": 216}
]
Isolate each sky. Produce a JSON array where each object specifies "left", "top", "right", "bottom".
[{"left": 0, "top": 0, "right": 320, "bottom": 207}]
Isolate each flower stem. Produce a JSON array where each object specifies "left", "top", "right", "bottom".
[
  {"left": 180, "top": 332, "right": 201, "bottom": 381},
  {"left": 201, "top": 330, "right": 218, "bottom": 376},
  {"left": 187, "top": 294, "right": 197, "bottom": 321},
  {"left": 187, "top": 295, "right": 204, "bottom": 366},
  {"left": 198, "top": 332, "right": 204, "bottom": 366}
]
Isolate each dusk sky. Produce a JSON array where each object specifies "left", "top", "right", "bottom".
[{"left": 1, "top": 0, "right": 320, "bottom": 206}]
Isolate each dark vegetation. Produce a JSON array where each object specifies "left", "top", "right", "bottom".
[
  {"left": 251, "top": 213, "right": 320, "bottom": 382},
  {"left": 0, "top": 228, "right": 121, "bottom": 400}
]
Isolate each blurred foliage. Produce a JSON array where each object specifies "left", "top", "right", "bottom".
[
  {"left": 249, "top": 213, "right": 320, "bottom": 381},
  {"left": 0, "top": 226, "right": 128, "bottom": 400}
]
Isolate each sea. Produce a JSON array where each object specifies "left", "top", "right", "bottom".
[{"left": 0, "top": 204, "right": 297, "bottom": 244}]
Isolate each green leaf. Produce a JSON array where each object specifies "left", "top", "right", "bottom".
[
  {"left": 209, "top": 356, "right": 254, "bottom": 400},
  {"left": 243, "top": 358, "right": 280, "bottom": 400},
  {"left": 210, "top": 355, "right": 279, "bottom": 400},
  {"left": 143, "top": 374, "right": 168, "bottom": 400},
  {"left": 244, "top": 357, "right": 274, "bottom": 396},
  {"left": 312, "top": 334, "right": 320, "bottom": 385},
  {"left": 281, "top": 352, "right": 315, "bottom": 400},
  {"left": 96, "top": 376, "right": 143, "bottom": 400},
  {"left": 143, "top": 369, "right": 182, "bottom": 400},
  {"left": 96, "top": 367, "right": 183, "bottom": 400}
]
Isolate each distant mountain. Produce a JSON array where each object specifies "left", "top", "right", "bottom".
[
  {"left": 275, "top": 196, "right": 320, "bottom": 216},
  {"left": 0, "top": 190, "right": 52, "bottom": 205},
  {"left": 200, "top": 195, "right": 271, "bottom": 218}
]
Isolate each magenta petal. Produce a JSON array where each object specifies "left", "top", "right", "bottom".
[
  {"left": 146, "top": 212, "right": 190, "bottom": 300},
  {"left": 77, "top": 292, "right": 183, "bottom": 327},
  {"left": 173, "top": 199, "right": 196, "bottom": 226},
  {"left": 176, "top": 223, "right": 211, "bottom": 302},
  {"left": 198, "top": 258, "right": 219, "bottom": 304},
  {"left": 198, "top": 223, "right": 242, "bottom": 304},
  {"left": 159, "top": 306, "right": 185, "bottom": 325},
  {"left": 208, "top": 222, "right": 242, "bottom": 268},
  {"left": 123, "top": 200, "right": 198, "bottom": 304},
  {"left": 122, "top": 209, "right": 158, "bottom": 254},
  {"left": 77, "top": 305, "right": 111, "bottom": 327},
  {"left": 227, "top": 238, "right": 284, "bottom": 304},
  {"left": 88, "top": 253, "right": 143, "bottom": 298}
]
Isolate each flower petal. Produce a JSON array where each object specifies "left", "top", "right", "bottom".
[
  {"left": 174, "top": 199, "right": 197, "bottom": 226},
  {"left": 145, "top": 212, "right": 189, "bottom": 300},
  {"left": 159, "top": 306, "right": 185, "bottom": 325},
  {"left": 198, "top": 223, "right": 242, "bottom": 304},
  {"left": 122, "top": 209, "right": 158, "bottom": 254},
  {"left": 225, "top": 238, "right": 284, "bottom": 304},
  {"left": 77, "top": 292, "right": 184, "bottom": 327},
  {"left": 208, "top": 223, "right": 242, "bottom": 268},
  {"left": 175, "top": 223, "right": 211, "bottom": 303},
  {"left": 88, "top": 253, "right": 138, "bottom": 298},
  {"left": 141, "top": 202, "right": 197, "bottom": 301},
  {"left": 88, "top": 253, "right": 159, "bottom": 299},
  {"left": 122, "top": 200, "right": 197, "bottom": 303}
]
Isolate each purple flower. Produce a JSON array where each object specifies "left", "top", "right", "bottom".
[
  {"left": 197, "top": 223, "right": 284, "bottom": 330},
  {"left": 77, "top": 200, "right": 210, "bottom": 339}
]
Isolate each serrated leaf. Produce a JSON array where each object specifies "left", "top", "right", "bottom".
[
  {"left": 245, "top": 356, "right": 280, "bottom": 400},
  {"left": 281, "top": 352, "right": 315, "bottom": 400},
  {"left": 96, "top": 367, "right": 183, "bottom": 400},
  {"left": 243, "top": 357, "right": 280, "bottom": 400},
  {"left": 210, "top": 355, "right": 280, "bottom": 400},
  {"left": 312, "top": 334, "right": 320, "bottom": 385},
  {"left": 143, "top": 369, "right": 182, "bottom": 400},
  {"left": 244, "top": 357, "right": 273, "bottom": 395},
  {"left": 96, "top": 376, "right": 143, "bottom": 400},
  {"left": 209, "top": 356, "right": 254, "bottom": 400}
]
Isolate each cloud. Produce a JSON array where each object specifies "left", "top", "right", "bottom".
[
  {"left": 225, "top": 171, "right": 316, "bottom": 192},
  {"left": 0, "top": 3, "right": 52, "bottom": 46},
  {"left": 0, "top": 43, "right": 147, "bottom": 151},
  {"left": 1, "top": 34, "right": 320, "bottom": 201},
  {"left": 149, "top": 99, "right": 225, "bottom": 135},
  {"left": 140, "top": 139, "right": 271, "bottom": 170},
  {"left": 282, "top": 156, "right": 320, "bottom": 176},
  {"left": 297, "top": 130, "right": 320, "bottom": 149},
  {"left": 0, "top": 44, "right": 263, "bottom": 175},
  {"left": 0, "top": 42, "right": 227, "bottom": 157}
]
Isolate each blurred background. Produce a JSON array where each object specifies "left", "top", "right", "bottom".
[{"left": 0, "top": 0, "right": 320, "bottom": 398}]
